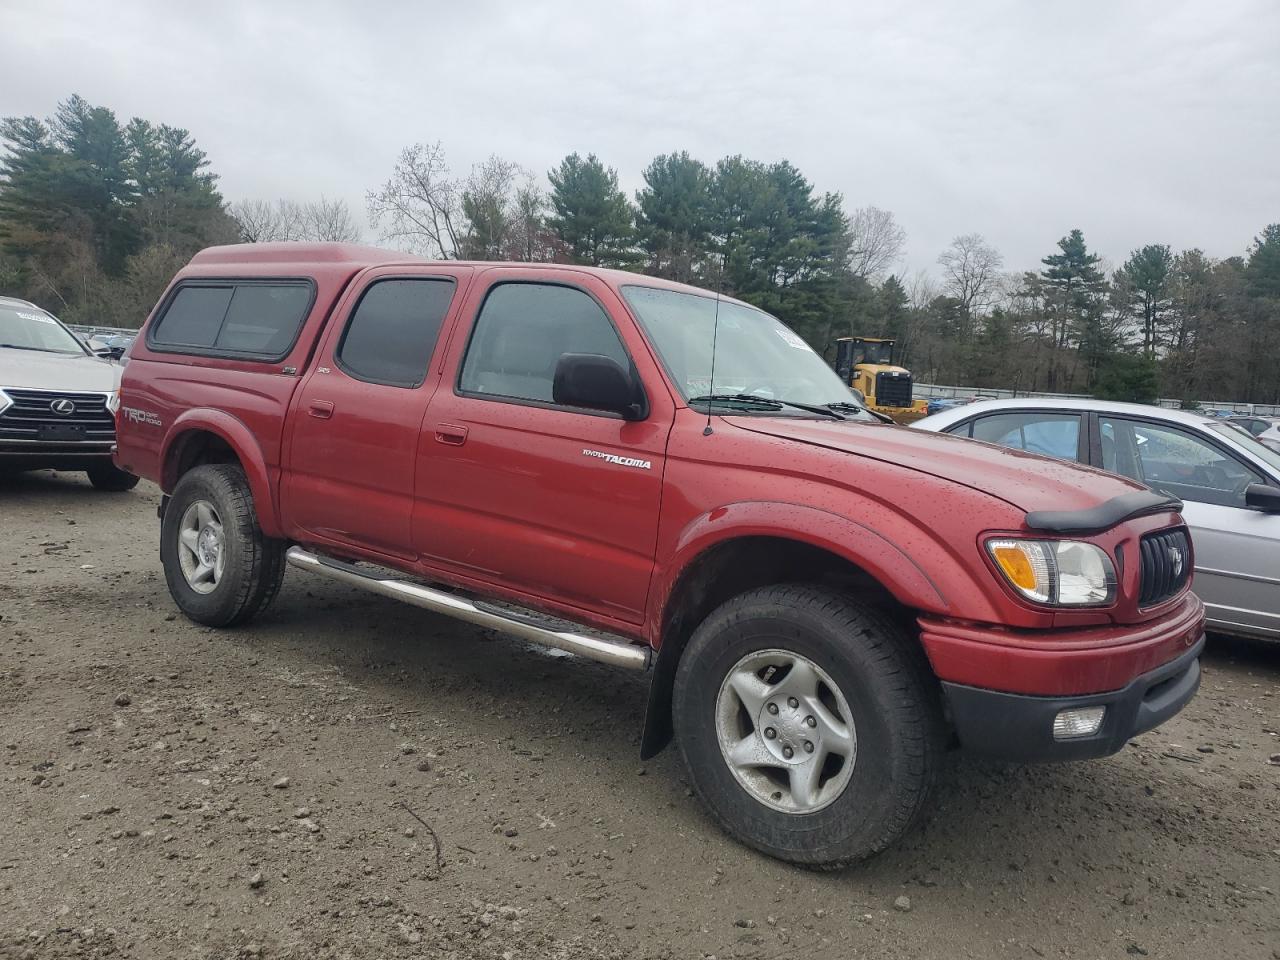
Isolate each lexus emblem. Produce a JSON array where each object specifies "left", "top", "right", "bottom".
[
  {"left": 50, "top": 398, "right": 75, "bottom": 417},
  {"left": 1168, "top": 546, "right": 1184, "bottom": 578}
]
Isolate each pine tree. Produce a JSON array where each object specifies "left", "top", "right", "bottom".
[
  {"left": 1040, "top": 229, "right": 1109, "bottom": 390},
  {"left": 1117, "top": 244, "right": 1173, "bottom": 358},
  {"left": 634, "top": 151, "right": 712, "bottom": 282},
  {"left": 1, "top": 94, "right": 235, "bottom": 324},
  {"left": 546, "top": 153, "right": 637, "bottom": 268}
]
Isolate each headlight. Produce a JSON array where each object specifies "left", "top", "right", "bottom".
[
  {"left": 986, "top": 538, "right": 1116, "bottom": 606},
  {"left": 105, "top": 390, "right": 120, "bottom": 415}
]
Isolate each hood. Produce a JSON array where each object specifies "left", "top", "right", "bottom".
[
  {"left": 0, "top": 347, "right": 120, "bottom": 394},
  {"left": 726, "top": 416, "right": 1148, "bottom": 516}
]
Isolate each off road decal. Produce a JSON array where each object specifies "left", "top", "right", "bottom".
[
  {"left": 121, "top": 406, "right": 162, "bottom": 426},
  {"left": 582, "top": 448, "right": 651, "bottom": 470}
]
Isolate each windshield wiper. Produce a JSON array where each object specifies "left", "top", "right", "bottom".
[
  {"left": 689, "top": 393, "right": 845, "bottom": 420},
  {"left": 824, "top": 400, "right": 893, "bottom": 423}
]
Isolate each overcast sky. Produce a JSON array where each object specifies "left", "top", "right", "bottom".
[{"left": 4, "top": 0, "right": 1278, "bottom": 277}]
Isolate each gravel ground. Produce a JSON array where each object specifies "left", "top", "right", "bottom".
[{"left": 1, "top": 471, "right": 1277, "bottom": 960}]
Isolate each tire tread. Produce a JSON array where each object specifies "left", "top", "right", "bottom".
[
  {"left": 673, "top": 582, "right": 944, "bottom": 869},
  {"left": 162, "top": 464, "right": 285, "bottom": 628}
]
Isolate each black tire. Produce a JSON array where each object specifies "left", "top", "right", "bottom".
[
  {"left": 86, "top": 462, "right": 140, "bottom": 491},
  {"left": 160, "top": 464, "right": 285, "bottom": 627},
  {"left": 672, "top": 584, "right": 944, "bottom": 868}
]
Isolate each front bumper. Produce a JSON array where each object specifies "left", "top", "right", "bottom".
[
  {"left": 941, "top": 633, "right": 1203, "bottom": 761},
  {"left": 0, "top": 440, "right": 117, "bottom": 471},
  {"left": 919, "top": 593, "right": 1205, "bottom": 762}
]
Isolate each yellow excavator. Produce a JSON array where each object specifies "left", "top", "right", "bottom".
[{"left": 831, "top": 337, "right": 929, "bottom": 424}]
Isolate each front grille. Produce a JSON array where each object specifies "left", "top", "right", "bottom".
[
  {"left": 874, "top": 371, "right": 913, "bottom": 407},
  {"left": 0, "top": 388, "right": 116, "bottom": 442},
  {"left": 1138, "top": 528, "right": 1192, "bottom": 607}
]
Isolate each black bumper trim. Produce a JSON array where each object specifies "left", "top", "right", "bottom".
[{"left": 941, "top": 634, "right": 1204, "bottom": 762}]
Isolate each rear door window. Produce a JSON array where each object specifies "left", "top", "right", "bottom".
[
  {"left": 336, "top": 278, "right": 457, "bottom": 388},
  {"left": 149, "top": 281, "right": 314, "bottom": 359},
  {"left": 969, "top": 412, "right": 1083, "bottom": 462}
]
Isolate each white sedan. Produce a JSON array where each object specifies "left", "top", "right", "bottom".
[{"left": 915, "top": 397, "right": 1280, "bottom": 641}]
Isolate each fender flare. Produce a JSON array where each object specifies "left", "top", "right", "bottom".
[
  {"left": 159, "top": 409, "right": 282, "bottom": 537},
  {"left": 638, "top": 501, "right": 958, "bottom": 759},
  {"left": 649, "top": 500, "right": 950, "bottom": 645}
]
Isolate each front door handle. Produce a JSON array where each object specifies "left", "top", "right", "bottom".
[
  {"left": 308, "top": 400, "right": 335, "bottom": 419},
  {"left": 435, "top": 423, "right": 468, "bottom": 446}
]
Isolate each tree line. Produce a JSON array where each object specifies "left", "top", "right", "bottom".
[
  {"left": 364, "top": 140, "right": 1280, "bottom": 406},
  {"left": 0, "top": 95, "right": 360, "bottom": 328},
  {"left": 3, "top": 95, "right": 1278, "bottom": 407}
]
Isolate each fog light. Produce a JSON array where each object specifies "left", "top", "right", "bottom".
[{"left": 1053, "top": 706, "right": 1106, "bottom": 740}]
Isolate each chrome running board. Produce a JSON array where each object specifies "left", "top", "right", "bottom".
[{"left": 285, "top": 546, "right": 651, "bottom": 671}]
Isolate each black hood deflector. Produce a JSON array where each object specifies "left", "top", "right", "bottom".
[{"left": 1024, "top": 490, "right": 1183, "bottom": 535}]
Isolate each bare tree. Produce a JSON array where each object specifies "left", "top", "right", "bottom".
[
  {"left": 303, "top": 196, "right": 361, "bottom": 242},
  {"left": 230, "top": 198, "right": 305, "bottom": 242},
  {"left": 937, "top": 233, "right": 1004, "bottom": 319},
  {"left": 366, "top": 142, "right": 462, "bottom": 258},
  {"left": 847, "top": 206, "right": 906, "bottom": 280},
  {"left": 458, "top": 156, "right": 524, "bottom": 260},
  {"left": 509, "top": 179, "right": 555, "bottom": 262},
  {"left": 229, "top": 199, "right": 281, "bottom": 242},
  {"left": 905, "top": 268, "right": 938, "bottom": 310},
  {"left": 230, "top": 197, "right": 360, "bottom": 243}
]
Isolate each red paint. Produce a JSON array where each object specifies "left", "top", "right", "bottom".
[
  {"left": 919, "top": 592, "right": 1205, "bottom": 696},
  {"left": 118, "top": 244, "right": 1206, "bottom": 701}
]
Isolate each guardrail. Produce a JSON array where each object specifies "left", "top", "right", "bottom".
[
  {"left": 914, "top": 383, "right": 1279, "bottom": 417},
  {"left": 67, "top": 324, "right": 138, "bottom": 340}
]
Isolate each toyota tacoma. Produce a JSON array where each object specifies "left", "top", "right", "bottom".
[{"left": 115, "top": 243, "right": 1205, "bottom": 867}]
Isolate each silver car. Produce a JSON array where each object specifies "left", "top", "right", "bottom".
[
  {"left": 1227, "top": 415, "right": 1280, "bottom": 453},
  {"left": 915, "top": 398, "right": 1280, "bottom": 641},
  {"left": 0, "top": 296, "right": 138, "bottom": 490}
]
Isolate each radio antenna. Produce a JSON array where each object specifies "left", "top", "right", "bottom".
[{"left": 703, "top": 251, "right": 727, "bottom": 437}]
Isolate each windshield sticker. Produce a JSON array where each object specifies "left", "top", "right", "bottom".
[
  {"left": 16, "top": 311, "right": 55, "bottom": 324},
  {"left": 775, "top": 327, "right": 811, "bottom": 350}
]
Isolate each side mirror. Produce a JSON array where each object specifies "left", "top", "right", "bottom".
[
  {"left": 106, "top": 346, "right": 125, "bottom": 360},
  {"left": 1244, "top": 483, "right": 1280, "bottom": 512},
  {"left": 552, "top": 353, "right": 645, "bottom": 420}
]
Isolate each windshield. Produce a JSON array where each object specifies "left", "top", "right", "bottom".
[
  {"left": 1210, "top": 422, "right": 1280, "bottom": 475},
  {"left": 856, "top": 340, "right": 894, "bottom": 365},
  {"left": 0, "top": 304, "right": 87, "bottom": 355},
  {"left": 621, "top": 285, "right": 871, "bottom": 417}
]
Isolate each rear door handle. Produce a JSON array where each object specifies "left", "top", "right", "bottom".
[
  {"left": 308, "top": 400, "right": 335, "bottom": 419},
  {"left": 435, "top": 423, "right": 468, "bottom": 446}
]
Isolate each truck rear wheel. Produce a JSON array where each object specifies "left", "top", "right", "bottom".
[
  {"left": 672, "top": 584, "right": 943, "bottom": 868},
  {"left": 160, "top": 464, "right": 285, "bottom": 627}
]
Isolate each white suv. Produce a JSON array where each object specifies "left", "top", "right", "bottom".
[{"left": 0, "top": 296, "right": 138, "bottom": 490}]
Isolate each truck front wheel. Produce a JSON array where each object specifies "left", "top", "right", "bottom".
[
  {"left": 672, "top": 584, "right": 943, "bottom": 868},
  {"left": 160, "top": 464, "right": 285, "bottom": 627}
]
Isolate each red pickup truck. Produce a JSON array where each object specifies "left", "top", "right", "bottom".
[{"left": 116, "top": 243, "right": 1205, "bottom": 867}]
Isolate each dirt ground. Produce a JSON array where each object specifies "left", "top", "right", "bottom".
[{"left": 1, "top": 472, "right": 1277, "bottom": 960}]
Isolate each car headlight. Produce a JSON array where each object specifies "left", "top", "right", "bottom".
[
  {"left": 105, "top": 390, "right": 120, "bottom": 415},
  {"left": 986, "top": 538, "right": 1116, "bottom": 606}
]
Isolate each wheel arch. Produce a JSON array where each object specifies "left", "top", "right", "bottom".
[
  {"left": 159, "top": 410, "right": 281, "bottom": 537},
  {"left": 640, "top": 505, "right": 951, "bottom": 760}
]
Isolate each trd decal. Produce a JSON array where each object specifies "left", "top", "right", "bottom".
[{"left": 121, "top": 406, "right": 162, "bottom": 426}]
